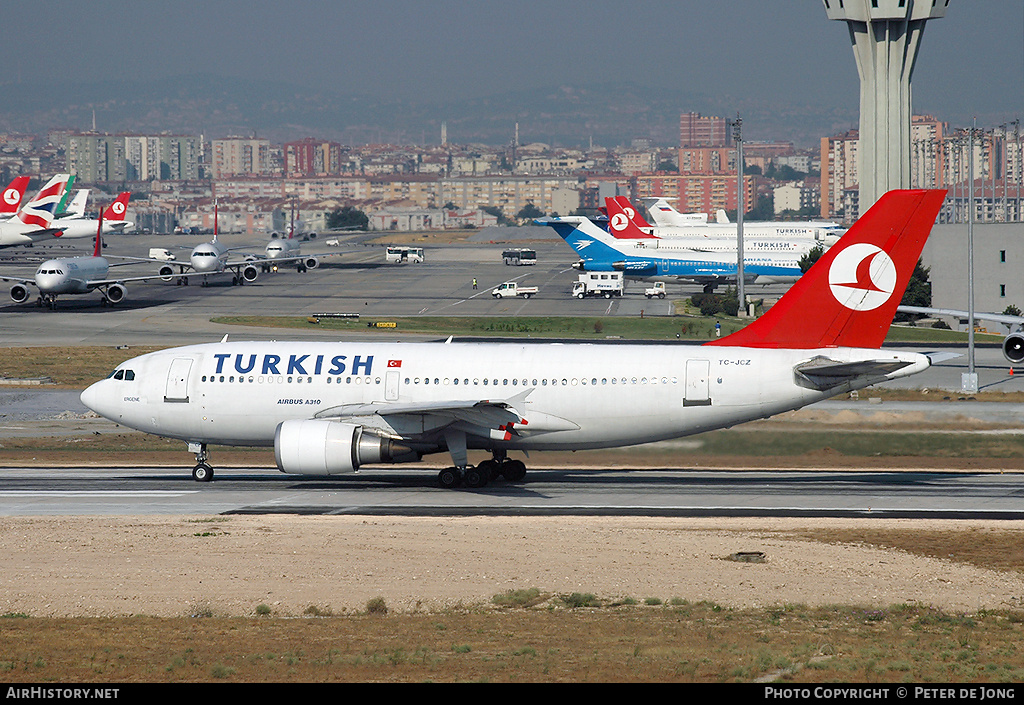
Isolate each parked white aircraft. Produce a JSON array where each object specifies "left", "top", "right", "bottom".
[
  {"left": 80, "top": 190, "right": 947, "bottom": 485},
  {"left": 898, "top": 305, "right": 1024, "bottom": 365},
  {"left": 635, "top": 196, "right": 846, "bottom": 245},
  {"left": 52, "top": 192, "right": 134, "bottom": 239},
  {"left": 0, "top": 174, "right": 72, "bottom": 248},
  {"left": 605, "top": 197, "right": 823, "bottom": 256},
  {"left": 0, "top": 215, "right": 168, "bottom": 308}
]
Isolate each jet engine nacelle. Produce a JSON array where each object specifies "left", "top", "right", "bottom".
[
  {"left": 104, "top": 283, "right": 126, "bottom": 304},
  {"left": 304, "top": 256, "right": 319, "bottom": 270},
  {"left": 241, "top": 265, "right": 259, "bottom": 282},
  {"left": 1003, "top": 333, "right": 1024, "bottom": 364},
  {"left": 159, "top": 264, "right": 176, "bottom": 282},
  {"left": 274, "top": 419, "right": 418, "bottom": 476},
  {"left": 10, "top": 284, "right": 30, "bottom": 304}
]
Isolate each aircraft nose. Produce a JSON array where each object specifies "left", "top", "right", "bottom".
[{"left": 80, "top": 380, "right": 110, "bottom": 417}]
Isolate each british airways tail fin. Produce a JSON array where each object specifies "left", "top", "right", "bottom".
[
  {"left": 707, "top": 189, "right": 947, "bottom": 350},
  {"left": 604, "top": 197, "right": 657, "bottom": 239},
  {"left": 15, "top": 174, "right": 70, "bottom": 229},
  {"left": 1, "top": 176, "right": 31, "bottom": 215}
]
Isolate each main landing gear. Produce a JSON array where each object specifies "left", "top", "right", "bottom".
[
  {"left": 189, "top": 442, "right": 214, "bottom": 482},
  {"left": 437, "top": 452, "right": 528, "bottom": 489}
]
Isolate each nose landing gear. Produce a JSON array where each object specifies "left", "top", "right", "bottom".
[{"left": 189, "top": 442, "right": 214, "bottom": 482}]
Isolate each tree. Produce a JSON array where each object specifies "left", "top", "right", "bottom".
[
  {"left": 516, "top": 203, "right": 544, "bottom": 221},
  {"left": 798, "top": 244, "right": 824, "bottom": 273},
  {"left": 326, "top": 206, "right": 368, "bottom": 231},
  {"left": 894, "top": 259, "right": 931, "bottom": 322}
]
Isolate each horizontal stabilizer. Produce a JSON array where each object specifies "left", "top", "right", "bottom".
[{"left": 795, "top": 356, "right": 913, "bottom": 390}]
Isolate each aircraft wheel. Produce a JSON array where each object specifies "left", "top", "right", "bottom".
[
  {"left": 476, "top": 459, "right": 499, "bottom": 482},
  {"left": 438, "top": 467, "right": 461, "bottom": 489},
  {"left": 192, "top": 463, "right": 214, "bottom": 483},
  {"left": 504, "top": 459, "right": 527, "bottom": 482},
  {"left": 463, "top": 466, "right": 488, "bottom": 488}
]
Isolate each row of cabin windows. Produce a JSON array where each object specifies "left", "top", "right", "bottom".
[
  {"left": 406, "top": 376, "right": 679, "bottom": 387},
  {"left": 199, "top": 374, "right": 680, "bottom": 387}
]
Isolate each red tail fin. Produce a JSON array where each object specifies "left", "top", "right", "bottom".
[
  {"left": 93, "top": 212, "right": 104, "bottom": 257},
  {"left": 605, "top": 196, "right": 656, "bottom": 239},
  {"left": 1, "top": 176, "right": 30, "bottom": 215},
  {"left": 707, "top": 189, "right": 947, "bottom": 350},
  {"left": 102, "top": 192, "right": 130, "bottom": 221}
]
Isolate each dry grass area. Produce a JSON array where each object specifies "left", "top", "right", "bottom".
[
  {"left": 3, "top": 603, "right": 1023, "bottom": 683},
  {"left": 1, "top": 516, "right": 1024, "bottom": 683}
]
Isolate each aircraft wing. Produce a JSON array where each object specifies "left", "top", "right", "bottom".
[
  {"left": 0, "top": 273, "right": 35, "bottom": 286},
  {"left": 313, "top": 389, "right": 579, "bottom": 439},
  {"left": 898, "top": 305, "right": 1024, "bottom": 331},
  {"left": 84, "top": 273, "right": 177, "bottom": 289}
]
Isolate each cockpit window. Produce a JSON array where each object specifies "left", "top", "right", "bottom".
[{"left": 108, "top": 369, "right": 135, "bottom": 381}]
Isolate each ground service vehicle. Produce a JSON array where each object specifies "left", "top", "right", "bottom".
[
  {"left": 502, "top": 248, "right": 537, "bottom": 265},
  {"left": 492, "top": 281, "right": 538, "bottom": 298},
  {"left": 572, "top": 272, "right": 623, "bottom": 299},
  {"left": 385, "top": 246, "right": 424, "bottom": 264},
  {"left": 645, "top": 282, "right": 666, "bottom": 299},
  {"left": 148, "top": 248, "right": 176, "bottom": 261}
]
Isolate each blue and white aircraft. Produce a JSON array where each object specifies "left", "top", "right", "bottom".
[{"left": 540, "top": 213, "right": 805, "bottom": 292}]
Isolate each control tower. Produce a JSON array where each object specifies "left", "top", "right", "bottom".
[{"left": 824, "top": 0, "right": 948, "bottom": 215}]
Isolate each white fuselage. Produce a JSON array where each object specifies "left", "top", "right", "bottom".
[
  {"left": 34, "top": 256, "right": 109, "bottom": 295},
  {"left": 52, "top": 217, "right": 132, "bottom": 239},
  {"left": 190, "top": 241, "right": 231, "bottom": 273},
  {"left": 0, "top": 220, "right": 55, "bottom": 247},
  {"left": 265, "top": 238, "right": 300, "bottom": 259},
  {"left": 81, "top": 340, "right": 930, "bottom": 451},
  {"left": 638, "top": 222, "right": 845, "bottom": 246}
]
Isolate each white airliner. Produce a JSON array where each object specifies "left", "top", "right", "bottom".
[
  {"left": 0, "top": 174, "right": 72, "bottom": 248},
  {"left": 52, "top": 192, "right": 134, "bottom": 239},
  {"left": 81, "top": 190, "right": 948, "bottom": 485},
  {"left": 1, "top": 215, "right": 168, "bottom": 308},
  {"left": 247, "top": 229, "right": 324, "bottom": 274},
  {"left": 898, "top": 305, "right": 1024, "bottom": 365},
  {"left": 155, "top": 200, "right": 260, "bottom": 285},
  {"left": 604, "top": 197, "right": 824, "bottom": 257},
  {"left": 637, "top": 196, "right": 846, "bottom": 245}
]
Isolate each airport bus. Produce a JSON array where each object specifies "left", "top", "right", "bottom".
[
  {"left": 385, "top": 246, "right": 425, "bottom": 264},
  {"left": 502, "top": 248, "right": 537, "bottom": 265}
]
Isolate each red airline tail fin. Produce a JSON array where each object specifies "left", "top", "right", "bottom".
[
  {"left": 1, "top": 176, "right": 30, "bottom": 215},
  {"left": 93, "top": 212, "right": 104, "bottom": 257},
  {"left": 707, "top": 189, "right": 947, "bottom": 350},
  {"left": 605, "top": 196, "right": 657, "bottom": 239},
  {"left": 102, "top": 192, "right": 130, "bottom": 221}
]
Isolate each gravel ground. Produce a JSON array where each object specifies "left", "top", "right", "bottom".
[{"left": 0, "top": 515, "right": 1021, "bottom": 618}]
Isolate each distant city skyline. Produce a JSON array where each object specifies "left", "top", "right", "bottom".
[{"left": 1, "top": 1, "right": 1020, "bottom": 146}]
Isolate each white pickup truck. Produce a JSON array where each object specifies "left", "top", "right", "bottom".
[
  {"left": 645, "top": 282, "right": 667, "bottom": 299},
  {"left": 492, "top": 281, "right": 538, "bottom": 299}
]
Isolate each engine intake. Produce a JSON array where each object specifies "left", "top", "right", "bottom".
[
  {"left": 1003, "top": 333, "right": 1024, "bottom": 364},
  {"left": 10, "top": 284, "right": 30, "bottom": 304},
  {"left": 274, "top": 419, "right": 417, "bottom": 475},
  {"left": 104, "top": 283, "right": 126, "bottom": 304}
]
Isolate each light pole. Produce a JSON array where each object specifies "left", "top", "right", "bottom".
[
  {"left": 963, "top": 123, "right": 979, "bottom": 394},
  {"left": 733, "top": 116, "right": 745, "bottom": 316}
]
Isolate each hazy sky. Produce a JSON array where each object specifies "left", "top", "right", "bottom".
[{"left": 4, "top": 1, "right": 1021, "bottom": 128}]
